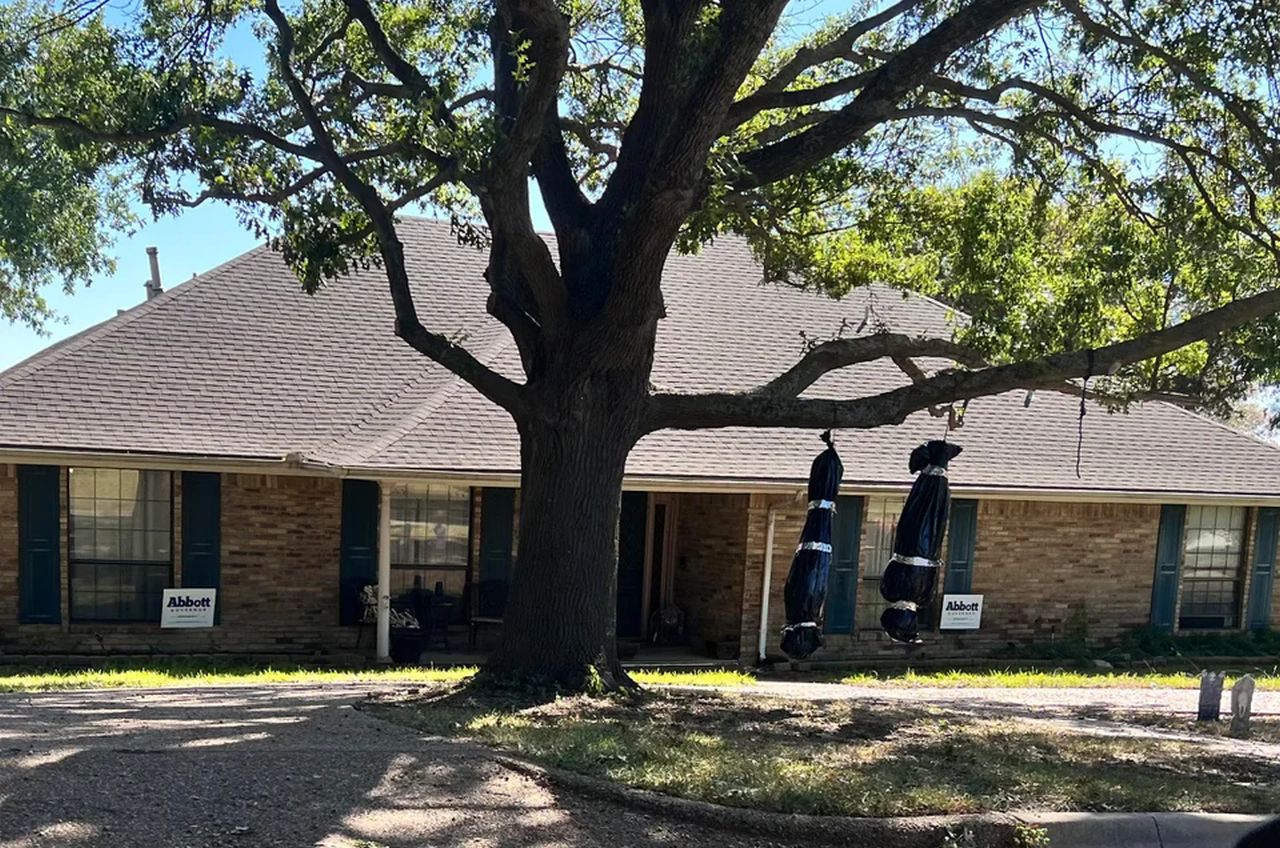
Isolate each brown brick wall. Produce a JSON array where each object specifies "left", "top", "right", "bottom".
[
  {"left": 2, "top": 465, "right": 1275, "bottom": 660},
  {"left": 0, "top": 470, "right": 362, "bottom": 656},
  {"left": 215, "top": 473, "right": 346, "bottom": 651},
  {"left": 740, "top": 495, "right": 1169, "bottom": 662},
  {"left": 673, "top": 493, "right": 748, "bottom": 653},
  {"left": 968, "top": 500, "right": 1160, "bottom": 645}
]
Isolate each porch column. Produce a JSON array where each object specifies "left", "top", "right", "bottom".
[{"left": 376, "top": 482, "right": 392, "bottom": 662}]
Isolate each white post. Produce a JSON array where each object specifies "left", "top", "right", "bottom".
[
  {"left": 376, "top": 483, "right": 392, "bottom": 663},
  {"left": 757, "top": 506, "right": 779, "bottom": 663}
]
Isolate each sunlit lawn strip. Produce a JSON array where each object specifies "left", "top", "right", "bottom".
[
  {"left": 0, "top": 663, "right": 479, "bottom": 692},
  {"left": 629, "top": 668, "right": 756, "bottom": 687},
  {"left": 0, "top": 663, "right": 752, "bottom": 692}
]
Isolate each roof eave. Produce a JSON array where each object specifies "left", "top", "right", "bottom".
[{"left": 1, "top": 448, "right": 1275, "bottom": 506}]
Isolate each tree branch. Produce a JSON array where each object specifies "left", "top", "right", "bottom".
[
  {"left": 262, "top": 0, "right": 523, "bottom": 413},
  {"left": 734, "top": 0, "right": 1040, "bottom": 189},
  {"left": 340, "top": 0, "right": 456, "bottom": 128},
  {"left": 646, "top": 287, "right": 1280, "bottom": 431},
  {"left": 1059, "top": 0, "right": 1280, "bottom": 173},
  {"left": 0, "top": 105, "right": 317, "bottom": 160},
  {"left": 724, "top": 0, "right": 920, "bottom": 129},
  {"left": 920, "top": 74, "right": 1280, "bottom": 260},
  {"left": 479, "top": 0, "right": 571, "bottom": 357},
  {"left": 761, "top": 333, "right": 985, "bottom": 397}
]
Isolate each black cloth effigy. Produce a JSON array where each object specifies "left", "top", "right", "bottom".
[
  {"left": 880, "top": 440, "right": 962, "bottom": 643},
  {"left": 780, "top": 441, "right": 844, "bottom": 659}
]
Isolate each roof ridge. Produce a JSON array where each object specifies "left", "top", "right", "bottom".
[
  {"left": 305, "top": 331, "right": 518, "bottom": 467},
  {"left": 0, "top": 245, "right": 270, "bottom": 387},
  {"left": 299, "top": 366, "right": 443, "bottom": 465}
]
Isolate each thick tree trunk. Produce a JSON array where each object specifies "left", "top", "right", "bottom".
[{"left": 488, "top": 359, "right": 650, "bottom": 691}]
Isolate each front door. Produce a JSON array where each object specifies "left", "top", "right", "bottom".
[
  {"left": 616, "top": 492, "right": 649, "bottom": 640},
  {"left": 642, "top": 494, "right": 677, "bottom": 639},
  {"left": 616, "top": 493, "right": 678, "bottom": 641}
]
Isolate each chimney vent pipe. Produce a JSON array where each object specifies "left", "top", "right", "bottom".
[{"left": 145, "top": 247, "right": 163, "bottom": 300}]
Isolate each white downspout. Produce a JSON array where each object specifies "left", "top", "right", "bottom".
[
  {"left": 757, "top": 505, "right": 780, "bottom": 663},
  {"left": 376, "top": 483, "right": 392, "bottom": 662}
]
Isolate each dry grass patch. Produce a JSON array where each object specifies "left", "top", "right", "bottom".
[
  {"left": 1072, "top": 707, "right": 1280, "bottom": 745},
  {"left": 374, "top": 688, "right": 1280, "bottom": 817}
]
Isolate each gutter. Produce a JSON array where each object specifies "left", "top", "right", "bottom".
[
  {"left": 757, "top": 489, "right": 806, "bottom": 664},
  {"left": 0, "top": 447, "right": 1276, "bottom": 505}
]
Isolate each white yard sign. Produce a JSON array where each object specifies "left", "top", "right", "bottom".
[
  {"left": 160, "top": 589, "right": 217, "bottom": 628},
  {"left": 939, "top": 594, "right": 983, "bottom": 630}
]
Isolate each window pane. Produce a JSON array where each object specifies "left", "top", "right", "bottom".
[
  {"left": 68, "top": 468, "right": 173, "bottom": 621},
  {"left": 856, "top": 497, "right": 904, "bottom": 629},
  {"left": 390, "top": 484, "right": 471, "bottom": 568},
  {"left": 69, "top": 468, "right": 95, "bottom": 499},
  {"left": 1179, "top": 505, "right": 1245, "bottom": 629}
]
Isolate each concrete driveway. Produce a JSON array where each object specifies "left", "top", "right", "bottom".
[{"left": 0, "top": 685, "right": 791, "bottom": 848}]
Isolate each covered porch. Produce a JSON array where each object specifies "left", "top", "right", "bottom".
[{"left": 361, "top": 483, "right": 749, "bottom": 666}]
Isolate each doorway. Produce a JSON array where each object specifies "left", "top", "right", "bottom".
[{"left": 616, "top": 492, "right": 678, "bottom": 641}]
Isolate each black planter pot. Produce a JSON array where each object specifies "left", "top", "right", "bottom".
[{"left": 389, "top": 630, "right": 425, "bottom": 664}]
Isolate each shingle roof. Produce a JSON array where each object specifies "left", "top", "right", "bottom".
[{"left": 2, "top": 218, "right": 1278, "bottom": 498}]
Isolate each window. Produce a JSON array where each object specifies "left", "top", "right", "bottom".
[
  {"left": 1179, "top": 505, "right": 1247, "bottom": 629},
  {"left": 856, "top": 497, "right": 904, "bottom": 629},
  {"left": 389, "top": 484, "right": 471, "bottom": 615},
  {"left": 68, "top": 468, "right": 172, "bottom": 621}
]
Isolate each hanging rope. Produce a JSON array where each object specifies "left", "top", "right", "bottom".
[
  {"left": 1076, "top": 349, "right": 1095, "bottom": 479},
  {"left": 941, "top": 399, "right": 970, "bottom": 441}
]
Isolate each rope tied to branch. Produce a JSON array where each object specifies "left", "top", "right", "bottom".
[{"left": 1077, "top": 349, "right": 1095, "bottom": 479}]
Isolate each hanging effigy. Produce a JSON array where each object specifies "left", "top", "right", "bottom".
[
  {"left": 880, "top": 440, "right": 962, "bottom": 643},
  {"left": 780, "top": 432, "right": 844, "bottom": 660}
]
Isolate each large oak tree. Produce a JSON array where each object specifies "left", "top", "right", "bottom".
[{"left": 4, "top": 0, "right": 1280, "bottom": 687}]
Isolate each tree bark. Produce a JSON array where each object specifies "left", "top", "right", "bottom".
[{"left": 488, "top": 329, "right": 653, "bottom": 691}]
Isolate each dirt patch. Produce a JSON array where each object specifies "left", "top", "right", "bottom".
[{"left": 371, "top": 685, "right": 1280, "bottom": 818}]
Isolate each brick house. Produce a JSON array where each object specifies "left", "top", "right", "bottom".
[{"left": 1, "top": 219, "right": 1277, "bottom": 664}]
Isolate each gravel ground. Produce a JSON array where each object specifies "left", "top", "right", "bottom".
[{"left": 0, "top": 685, "right": 806, "bottom": 848}]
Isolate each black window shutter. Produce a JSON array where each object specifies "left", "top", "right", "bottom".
[
  {"left": 339, "top": 480, "right": 380, "bottom": 625},
  {"left": 477, "top": 488, "right": 516, "bottom": 620},
  {"left": 944, "top": 499, "right": 979, "bottom": 594},
  {"left": 824, "top": 495, "right": 864, "bottom": 633},
  {"left": 1151, "top": 504, "right": 1186, "bottom": 632},
  {"left": 1248, "top": 507, "right": 1278, "bottom": 632},
  {"left": 18, "top": 464, "right": 61, "bottom": 624},
  {"left": 181, "top": 471, "right": 221, "bottom": 622}
]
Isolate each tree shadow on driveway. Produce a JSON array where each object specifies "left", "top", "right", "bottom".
[{"left": 0, "top": 685, "right": 797, "bottom": 848}]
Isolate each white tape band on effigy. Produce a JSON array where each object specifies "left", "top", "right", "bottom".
[
  {"left": 890, "top": 553, "right": 941, "bottom": 568},
  {"left": 889, "top": 601, "right": 918, "bottom": 612},
  {"left": 919, "top": 465, "right": 947, "bottom": 476},
  {"left": 796, "top": 541, "right": 833, "bottom": 554},
  {"left": 807, "top": 499, "right": 837, "bottom": 511}
]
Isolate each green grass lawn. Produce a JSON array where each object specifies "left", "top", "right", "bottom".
[
  {"left": 374, "top": 688, "right": 1280, "bottom": 817},
  {"left": 0, "top": 662, "right": 753, "bottom": 692},
  {"left": 831, "top": 667, "right": 1280, "bottom": 690},
  {"left": 0, "top": 662, "right": 478, "bottom": 691}
]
